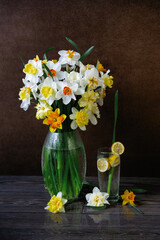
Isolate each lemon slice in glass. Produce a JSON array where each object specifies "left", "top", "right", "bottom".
[
  {"left": 111, "top": 142, "right": 125, "bottom": 155},
  {"left": 108, "top": 154, "right": 120, "bottom": 167},
  {"left": 97, "top": 158, "right": 110, "bottom": 172}
]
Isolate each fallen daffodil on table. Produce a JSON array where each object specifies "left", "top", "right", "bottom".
[
  {"left": 86, "top": 187, "right": 110, "bottom": 209},
  {"left": 121, "top": 190, "right": 136, "bottom": 206},
  {"left": 45, "top": 192, "right": 67, "bottom": 213},
  {"left": 120, "top": 190, "right": 144, "bottom": 214}
]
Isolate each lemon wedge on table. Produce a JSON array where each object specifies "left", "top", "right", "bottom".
[
  {"left": 97, "top": 158, "right": 110, "bottom": 172},
  {"left": 111, "top": 142, "right": 125, "bottom": 155},
  {"left": 108, "top": 154, "right": 120, "bottom": 167}
]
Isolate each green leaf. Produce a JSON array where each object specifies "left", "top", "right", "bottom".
[
  {"left": 112, "top": 90, "right": 118, "bottom": 144},
  {"left": 65, "top": 37, "right": 80, "bottom": 53},
  {"left": 120, "top": 188, "right": 147, "bottom": 194},
  {"left": 87, "top": 205, "right": 107, "bottom": 210},
  {"left": 79, "top": 46, "right": 95, "bottom": 62},
  {"left": 43, "top": 46, "right": 54, "bottom": 60},
  {"left": 43, "top": 63, "right": 53, "bottom": 79},
  {"left": 43, "top": 69, "right": 47, "bottom": 79},
  {"left": 19, "top": 55, "right": 25, "bottom": 67},
  {"left": 96, "top": 59, "right": 99, "bottom": 69}
]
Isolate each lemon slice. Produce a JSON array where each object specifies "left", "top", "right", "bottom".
[
  {"left": 111, "top": 142, "right": 125, "bottom": 155},
  {"left": 108, "top": 154, "right": 120, "bottom": 167},
  {"left": 97, "top": 158, "right": 110, "bottom": 172}
]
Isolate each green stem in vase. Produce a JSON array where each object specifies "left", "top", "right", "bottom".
[
  {"left": 42, "top": 148, "right": 58, "bottom": 195},
  {"left": 107, "top": 90, "right": 118, "bottom": 195}
]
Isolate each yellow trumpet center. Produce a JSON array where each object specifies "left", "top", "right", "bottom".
[
  {"left": 41, "top": 86, "right": 54, "bottom": 98},
  {"left": 23, "top": 63, "right": 37, "bottom": 75}
]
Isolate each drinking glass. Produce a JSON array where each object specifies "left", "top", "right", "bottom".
[{"left": 97, "top": 147, "right": 120, "bottom": 203}]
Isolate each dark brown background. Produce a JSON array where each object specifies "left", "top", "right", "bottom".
[{"left": 0, "top": 0, "right": 160, "bottom": 177}]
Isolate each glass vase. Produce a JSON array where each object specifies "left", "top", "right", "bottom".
[
  {"left": 97, "top": 147, "right": 120, "bottom": 203},
  {"left": 41, "top": 130, "right": 86, "bottom": 200}
]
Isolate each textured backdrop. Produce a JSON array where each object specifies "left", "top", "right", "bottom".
[{"left": 0, "top": 0, "right": 160, "bottom": 177}]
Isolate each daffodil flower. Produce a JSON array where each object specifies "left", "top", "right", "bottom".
[
  {"left": 44, "top": 192, "right": 67, "bottom": 213},
  {"left": 23, "top": 59, "right": 43, "bottom": 83},
  {"left": 85, "top": 68, "right": 104, "bottom": 89},
  {"left": 58, "top": 50, "right": 80, "bottom": 66},
  {"left": 86, "top": 187, "right": 110, "bottom": 207},
  {"left": 38, "top": 77, "right": 57, "bottom": 105},
  {"left": 35, "top": 100, "right": 53, "bottom": 119},
  {"left": 101, "top": 70, "right": 114, "bottom": 88},
  {"left": 70, "top": 107, "right": 89, "bottom": 131},
  {"left": 43, "top": 108, "right": 66, "bottom": 133},
  {"left": 46, "top": 61, "right": 65, "bottom": 81},
  {"left": 65, "top": 71, "right": 85, "bottom": 95},
  {"left": 19, "top": 78, "right": 38, "bottom": 111},
  {"left": 56, "top": 81, "right": 78, "bottom": 105},
  {"left": 121, "top": 190, "right": 136, "bottom": 206},
  {"left": 78, "top": 88, "right": 99, "bottom": 110}
]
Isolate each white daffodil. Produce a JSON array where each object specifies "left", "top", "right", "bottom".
[
  {"left": 23, "top": 59, "right": 43, "bottom": 83},
  {"left": 58, "top": 50, "right": 80, "bottom": 66},
  {"left": 69, "top": 107, "right": 89, "bottom": 131},
  {"left": 19, "top": 78, "right": 38, "bottom": 111},
  {"left": 44, "top": 192, "right": 67, "bottom": 214},
  {"left": 85, "top": 67, "right": 104, "bottom": 89},
  {"left": 56, "top": 81, "right": 78, "bottom": 105},
  {"left": 38, "top": 77, "right": 57, "bottom": 105},
  {"left": 86, "top": 187, "right": 110, "bottom": 207},
  {"left": 65, "top": 71, "right": 85, "bottom": 95},
  {"left": 46, "top": 61, "right": 65, "bottom": 81},
  {"left": 35, "top": 100, "right": 53, "bottom": 119}
]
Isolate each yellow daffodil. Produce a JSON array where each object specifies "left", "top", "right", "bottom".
[
  {"left": 44, "top": 192, "right": 67, "bottom": 213},
  {"left": 121, "top": 190, "right": 136, "bottom": 206},
  {"left": 78, "top": 88, "right": 99, "bottom": 110},
  {"left": 43, "top": 108, "right": 66, "bottom": 133},
  {"left": 70, "top": 107, "right": 89, "bottom": 131},
  {"left": 102, "top": 71, "right": 114, "bottom": 88}
]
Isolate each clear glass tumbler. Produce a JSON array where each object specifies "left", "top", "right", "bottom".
[{"left": 97, "top": 147, "right": 120, "bottom": 203}]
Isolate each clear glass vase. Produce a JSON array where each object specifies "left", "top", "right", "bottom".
[
  {"left": 41, "top": 130, "right": 86, "bottom": 200},
  {"left": 97, "top": 147, "right": 120, "bottom": 203}
]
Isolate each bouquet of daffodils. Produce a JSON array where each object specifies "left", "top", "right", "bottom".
[
  {"left": 19, "top": 38, "right": 114, "bottom": 199},
  {"left": 19, "top": 40, "right": 113, "bottom": 131}
]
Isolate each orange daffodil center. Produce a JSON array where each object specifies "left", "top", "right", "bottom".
[
  {"left": 48, "top": 69, "right": 57, "bottom": 77},
  {"left": 121, "top": 190, "right": 136, "bottom": 206},
  {"left": 43, "top": 108, "right": 66, "bottom": 132},
  {"left": 63, "top": 86, "right": 72, "bottom": 95}
]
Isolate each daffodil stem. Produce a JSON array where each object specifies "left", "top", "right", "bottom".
[
  {"left": 107, "top": 90, "right": 118, "bottom": 195},
  {"left": 128, "top": 203, "right": 144, "bottom": 215}
]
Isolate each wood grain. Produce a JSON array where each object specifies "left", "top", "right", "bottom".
[{"left": 0, "top": 177, "right": 160, "bottom": 240}]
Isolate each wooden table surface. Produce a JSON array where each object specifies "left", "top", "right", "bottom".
[{"left": 0, "top": 176, "right": 160, "bottom": 240}]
